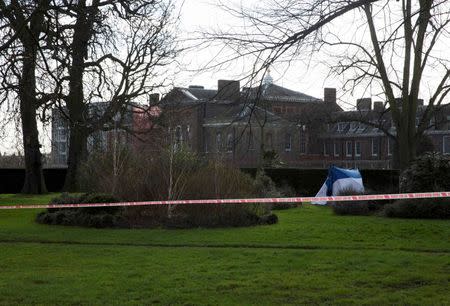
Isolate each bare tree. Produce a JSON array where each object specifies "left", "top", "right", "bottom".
[
  {"left": 0, "top": 0, "right": 54, "bottom": 193},
  {"left": 207, "top": 0, "right": 450, "bottom": 169},
  {"left": 43, "top": 0, "right": 179, "bottom": 190}
]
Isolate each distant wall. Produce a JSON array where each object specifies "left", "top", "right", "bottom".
[
  {"left": 241, "top": 168, "right": 399, "bottom": 196},
  {"left": 0, "top": 168, "right": 67, "bottom": 194}
]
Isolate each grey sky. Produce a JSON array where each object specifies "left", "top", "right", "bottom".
[{"left": 178, "top": 0, "right": 337, "bottom": 100}]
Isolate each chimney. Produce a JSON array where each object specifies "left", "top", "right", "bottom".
[
  {"left": 149, "top": 93, "right": 160, "bottom": 105},
  {"left": 217, "top": 80, "right": 240, "bottom": 101},
  {"left": 356, "top": 98, "right": 372, "bottom": 111},
  {"left": 324, "top": 88, "right": 336, "bottom": 104},
  {"left": 373, "top": 101, "right": 384, "bottom": 112},
  {"left": 188, "top": 85, "right": 204, "bottom": 89}
]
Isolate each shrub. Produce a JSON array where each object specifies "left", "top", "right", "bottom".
[
  {"left": 331, "top": 188, "right": 383, "bottom": 216},
  {"left": 74, "top": 149, "right": 279, "bottom": 228},
  {"left": 382, "top": 198, "right": 450, "bottom": 219},
  {"left": 399, "top": 152, "right": 450, "bottom": 193},
  {"left": 253, "top": 170, "right": 298, "bottom": 210},
  {"left": 36, "top": 193, "right": 124, "bottom": 228}
]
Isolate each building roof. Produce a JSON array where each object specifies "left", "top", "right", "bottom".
[
  {"left": 246, "top": 83, "right": 322, "bottom": 103},
  {"left": 162, "top": 83, "right": 322, "bottom": 105},
  {"left": 203, "top": 102, "right": 289, "bottom": 126}
]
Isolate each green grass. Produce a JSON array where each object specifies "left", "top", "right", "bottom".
[{"left": 1, "top": 194, "right": 449, "bottom": 305}]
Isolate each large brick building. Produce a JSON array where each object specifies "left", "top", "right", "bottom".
[
  {"left": 158, "top": 78, "right": 342, "bottom": 167},
  {"left": 51, "top": 77, "right": 450, "bottom": 169}
]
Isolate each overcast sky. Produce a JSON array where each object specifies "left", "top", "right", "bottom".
[
  {"left": 177, "top": 0, "right": 337, "bottom": 101},
  {"left": 3, "top": 0, "right": 446, "bottom": 155},
  {"left": 0, "top": 0, "right": 368, "bottom": 155}
]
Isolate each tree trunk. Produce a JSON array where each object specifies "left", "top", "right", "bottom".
[
  {"left": 63, "top": 0, "right": 93, "bottom": 191},
  {"left": 63, "top": 124, "right": 87, "bottom": 191},
  {"left": 395, "top": 125, "right": 417, "bottom": 171},
  {"left": 20, "top": 48, "right": 47, "bottom": 194}
]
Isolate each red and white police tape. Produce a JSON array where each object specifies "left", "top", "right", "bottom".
[{"left": 1, "top": 191, "right": 450, "bottom": 210}]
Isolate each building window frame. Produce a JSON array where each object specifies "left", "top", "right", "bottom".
[
  {"left": 337, "top": 122, "right": 347, "bottom": 132},
  {"left": 371, "top": 138, "right": 379, "bottom": 156},
  {"left": 247, "top": 131, "right": 254, "bottom": 151},
  {"left": 355, "top": 141, "right": 361, "bottom": 157},
  {"left": 226, "top": 133, "right": 233, "bottom": 153},
  {"left": 299, "top": 137, "right": 307, "bottom": 155},
  {"left": 333, "top": 142, "right": 340, "bottom": 157},
  {"left": 285, "top": 133, "right": 292, "bottom": 152},
  {"left": 443, "top": 136, "right": 450, "bottom": 154},
  {"left": 349, "top": 122, "right": 359, "bottom": 132},
  {"left": 387, "top": 138, "right": 393, "bottom": 156},
  {"left": 346, "top": 141, "right": 352, "bottom": 157},
  {"left": 216, "top": 132, "right": 222, "bottom": 152}
]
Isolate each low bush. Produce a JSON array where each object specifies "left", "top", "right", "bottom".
[
  {"left": 382, "top": 198, "right": 450, "bottom": 219},
  {"left": 400, "top": 152, "right": 450, "bottom": 193},
  {"left": 253, "top": 170, "right": 298, "bottom": 210},
  {"left": 36, "top": 193, "right": 125, "bottom": 228},
  {"left": 331, "top": 188, "right": 384, "bottom": 216},
  {"left": 55, "top": 149, "right": 281, "bottom": 229}
]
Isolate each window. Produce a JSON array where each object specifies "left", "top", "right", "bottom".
[
  {"left": 323, "top": 142, "right": 329, "bottom": 156},
  {"left": 58, "top": 142, "right": 67, "bottom": 155},
  {"left": 443, "top": 136, "right": 450, "bottom": 154},
  {"left": 372, "top": 139, "right": 379, "bottom": 156},
  {"left": 273, "top": 107, "right": 282, "bottom": 113},
  {"left": 355, "top": 141, "right": 361, "bottom": 157},
  {"left": 216, "top": 132, "right": 222, "bottom": 152},
  {"left": 333, "top": 142, "right": 340, "bottom": 157},
  {"left": 387, "top": 138, "right": 393, "bottom": 156},
  {"left": 185, "top": 125, "right": 191, "bottom": 148},
  {"left": 285, "top": 133, "right": 291, "bottom": 151},
  {"left": 299, "top": 134, "right": 307, "bottom": 155},
  {"left": 337, "top": 123, "right": 347, "bottom": 132},
  {"left": 226, "top": 133, "right": 233, "bottom": 152},
  {"left": 266, "top": 133, "right": 273, "bottom": 149},
  {"left": 56, "top": 127, "right": 67, "bottom": 142},
  {"left": 204, "top": 131, "right": 208, "bottom": 153},
  {"left": 247, "top": 132, "right": 254, "bottom": 151},
  {"left": 350, "top": 122, "right": 359, "bottom": 132},
  {"left": 175, "top": 125, "right": 182, "bottom": 141},
  {"left": 346, "top": 141, "right": 352, "bottom": 157},
  {"left": 390, "top": 119, "right": 396, "bottom": 130}
]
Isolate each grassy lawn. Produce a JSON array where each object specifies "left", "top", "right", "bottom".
[{"left": 1, "top": 193, "right": 449, "bottom": 305}]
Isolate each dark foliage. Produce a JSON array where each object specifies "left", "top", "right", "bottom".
[
  {"left": 37, "top": 169, "right": 279, "bottom": 229},
  {"left": 36, "top": 193, "right": 125, "bottom": 228},
  {"left": 331, "top": 188, "right": 385, "bottom": 216},
  {"left": 400, "top": 152, "right": 450, "bottom": 193},
  {"left": 242, "top": 168, "right": 399, "bottom": 196},
  {"left": 382, "top": 198, "right": 450, "bottom": 219},
  {"left": 253, "top": 170, "right": 299, "bottom": 210},
  {"left": 76, "top": 149, "right": 282, "bottom": 228}
]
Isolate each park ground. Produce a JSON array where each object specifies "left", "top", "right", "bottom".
[{"left": 0, "top": 194, "right": 449, "bottom": 305}]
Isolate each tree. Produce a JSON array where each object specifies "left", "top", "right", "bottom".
[
  {"left": 209, "top": 0, "right": 450, "bottom": 169},
  {"left": 0, "top": 0, "right": 53, "bottom": 193},
  {"left": 45, "top": 0, "right": 179, "bottom": 190}
]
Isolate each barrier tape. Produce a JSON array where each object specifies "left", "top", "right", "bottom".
[{"left": 1, "top": 191, "right": 449, "bottom": 210}]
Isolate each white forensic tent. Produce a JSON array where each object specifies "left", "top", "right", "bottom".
[{"left": 312, "top": 166, "right": 365, "bottom": 205}]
